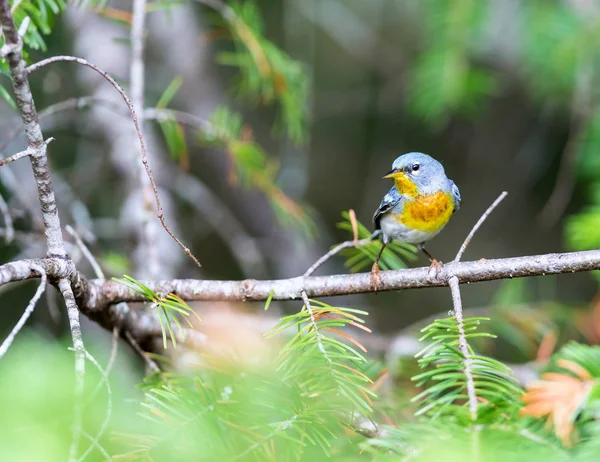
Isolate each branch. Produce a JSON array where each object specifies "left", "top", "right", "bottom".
[
  {"left": 0, "top": 264, "right": 46, "bottom": 358},
  {"left": 0, "top": 147, "right": 31, "bottom": 166},
  {"left": 0, "top": 191, "right": 14, "bottom": 243},
  {"left": 453, "top": 192, "right": 507, "bottom": 262},
  {"left": 449, "top": 276, "right": 477, "bottom": 420},
  {"left": 0, "top": 3, "right": 67, "bottom": 258},
  {"left": 58, "top": 279, "right": 86, "bottom": 462},
  {"left": 26, "top": 56, "right": 201, "bottom": 268},
  {"left": 82, "top": 248, "right": 600, "bottom": 306},
  {"left": 449, "top": 192, "right": 507, "bottom": 421}
]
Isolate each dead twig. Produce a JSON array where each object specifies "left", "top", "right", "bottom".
[{"left": 27, "top": 56, "right": 202, "bottom": 269}]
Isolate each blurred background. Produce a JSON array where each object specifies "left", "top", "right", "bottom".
[{"left": 1, "top": 0, "right": 600, "bottom": 365}]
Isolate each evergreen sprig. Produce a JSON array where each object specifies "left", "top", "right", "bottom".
[
  {"left": 337, "top": 211, "right": 417, "bottom": 272},
  {"left": 411, "top": 316, "right": 522, "bottom": 420},
  {"left": 200, "top": 106, "right": 315, "bottom": 236},
  {"left": 121, "top": 298, "right": 378, "bottom": 461},
  {"left": 267, "top": 299, "right": 376, "bottom": 416},
  {"left": 113, "top": 275, "right": 199, "bottom": 349},
  {"left": 213, "top": 0, "right": 309, "bottom": 144}
]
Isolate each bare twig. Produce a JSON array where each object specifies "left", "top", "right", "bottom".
[
  {"left": 450, "top": 193, "right": 509, "bottom": 421},
  {"left": 66, "top": 225, "right": 104, "bottom": 279},
  {"left": 0, "top": 264, "right": 46, "bottom": 358},
  {"left": 0, "top": 147, "right": 31, "bottom": 166},
  {"left": 58, "top": 279, "right": 86, "bottom": 462},
  {"left": 454, "top": 191, "right": 508, "bottom": 263},
  {"left": 124, "top": 330, "right": 160, "bottom": 373},
  {"left": 80, "top": 431, "right": 112, "bottom": 462},
  {"left": 26, "top": 56, "right": 201, "bottom": 268},
  {"left": 0, "top": 192, "right": 14, "bottom": 243},
  {"left": 303, "top": 237, "right": 371, "bottom": 278},
  {"left": 78, "top": 350, "right": 112, "bottom": 462}
]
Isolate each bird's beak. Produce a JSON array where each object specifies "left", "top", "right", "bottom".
[{"left": 383, "top": 168, "right": 402, "bottom": 179}]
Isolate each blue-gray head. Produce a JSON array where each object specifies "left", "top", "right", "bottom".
[{"left": 383, "top": 152, "right": 448, "bottom": 194}]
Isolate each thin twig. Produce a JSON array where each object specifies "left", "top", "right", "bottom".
[
  {"left": 0, "top": 264, "right": 46, "bottom": 358},
  {"left": 77, "top": 350, "right": 112, "bottom": 462},
  {"left": 66, "top": 225, "right": 104, "bottom": 279},
  {"left": 449, "top": 193, "right": 509, "bottom": 421},
  {"left": 0, "top": 147, "right": 31, "bottom": 167},
  {"left": 454, "top": 192, "right": 508, "bottom": 263},
  {"left": 124, "top": 330, "right": 160, "bottom": 373},
  {"left": 301, "top": 290, "right": 331, "bottom": 361},
  {"left": 0, "top": 138, "right": 52, "bottom": 167},
  {"left": 58, "top": 279, "right": 86, "bottom": 462},
  {"left": 303, "top": 238, "right": 372, "bottom": 278},
  {"left": 0, "top": 192, "right": 14, "bottom": 243},
  {"left": 27, "top": 56, "right": 202, "bottom": 268},
  {"left": 448, "top": 276, "right": 477, "bottom": 420},
  {"left": 80, "top": 431, "right": 112, "bottom": 461}
]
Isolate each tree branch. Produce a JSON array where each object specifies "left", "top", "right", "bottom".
[
  {"left": 0, "top": 4, "right": 66, "bottom": 258},
  {"left": 81, "top": 249, "right": 600, "bottom": 307},
  {"left": 0, "top": 264, "right": 46, "bottom": 358},
  {"left": 58, "top": 278, "right": 86, "bottom": 462}
]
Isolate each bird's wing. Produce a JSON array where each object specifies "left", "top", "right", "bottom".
[
  {"left": 373, "top": 187, "right": 401, "bottom": 230},
  {"left": 450, "top": 180, "right": 461, "bottom": 212}
]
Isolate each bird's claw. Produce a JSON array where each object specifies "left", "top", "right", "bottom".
[
  {"left": 370, "top": 262, "right": 384, "bottom": 291},
  {"left": 427, "top": 259, "right": 444, "bottom": 279}
]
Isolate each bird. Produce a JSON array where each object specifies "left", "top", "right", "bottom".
[{"left": 371, "top": 152, "right": 461, "bottom": 280}]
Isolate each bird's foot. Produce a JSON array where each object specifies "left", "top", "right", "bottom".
[
  {"left": 370, "top": 262, "right": 384, "bottom": 291},
  {"left": 427, "top": 259, "right": 444, "bottom": 279}
]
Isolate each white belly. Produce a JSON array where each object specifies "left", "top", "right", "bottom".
[{"left": 380, "top": 213, "right": 446, "bottom": 244}]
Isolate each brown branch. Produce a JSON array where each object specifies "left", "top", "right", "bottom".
[{"left": 26, "top": 56, "right": 201, "bottom": 269}]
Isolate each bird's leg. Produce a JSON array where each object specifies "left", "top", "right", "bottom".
[
  {"left": 420, "top": 243, "right": 443, "bottom": 277},
  {"left": 370, "top": 241, "right": 387, "bottom": 289}
]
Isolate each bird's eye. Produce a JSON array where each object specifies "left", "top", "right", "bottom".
[{"left": 411, "top": 162, "right": 420, "bottom": 173}]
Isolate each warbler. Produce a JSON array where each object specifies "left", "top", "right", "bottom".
[{"left": 372, "top": 152, "right": 461, "bottom": 274}]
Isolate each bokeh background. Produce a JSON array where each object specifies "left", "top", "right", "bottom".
[{"left": 1, "top": 0, "right": 600, "bottom": 363}]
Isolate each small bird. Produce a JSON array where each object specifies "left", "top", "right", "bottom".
[{"left": 372, "top": 152, "right": 461, "bottom": 278}]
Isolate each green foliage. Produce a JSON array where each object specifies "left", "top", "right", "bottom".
[
  {"left": 200, "top": 106, "right": 315, "bottom": 236},
  {"left": 213, "top": 0, "right": 309, "bottom": 144},
  {"left": 412, "top": 316, "right": 522, "bottom": 420},
  {"left": 365, "top": 424, "right": 567, "bottom": 462},
  {"left": 123, "top": 298, "right": 377, "bottom": 461},
  {"left": 155, "top": 76, "right": 189, "bottom": 166},
  {"left": 521, "top": 1, "right": 594, "bottom": 102},
  {"left": 337, "top": 211, "right": 417, "bottom": 272},
  {"left": 114, "top": 275, "right": 199, "bottom": 349},
  {"left": 0, "top": 335, "right": 136, "bottom": 461},
  {"left": 407, "top": 0, "right": 494, "bottom": 128}
]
